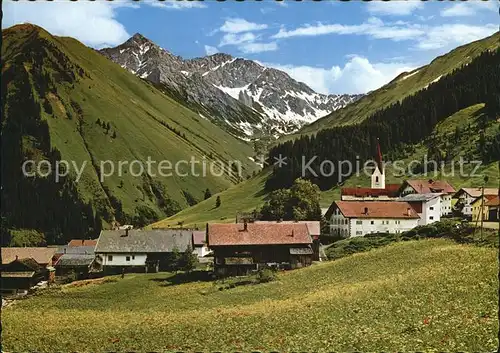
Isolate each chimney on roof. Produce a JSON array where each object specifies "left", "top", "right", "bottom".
[
  {"left": 407, "top": 207, "right": 412, "bottom": 216},
  {"left": 428, "top": 179, "right": 434, "bottom": 184},
  {"left": 243, "top": 220, "right": 248, "bottom": 231},
  {"left": 15, "top": 255, "right": 18, "bottom": 260},
  {"left": 364, "top": 207, "right": 369, "bottom": 215},
  {"left": 291, "top": 229, "right": 294, "bottom": 237}
]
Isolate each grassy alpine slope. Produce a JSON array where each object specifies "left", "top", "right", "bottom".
[
  {"left": 153, "top": 103, "right": 499, "bottom": 228},
  {"left": 295, "top": 31, "right": 500, "bottom": 137},
  {"left": 2, "top": 239, "right": 498, "bottom": 352},
  {"left": 2, "top": 24, "right": 258, "bottom": 228}
]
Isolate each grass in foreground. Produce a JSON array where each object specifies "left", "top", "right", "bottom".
[{"left": 2, "top": 239, "right": 498, "bottom": 352}]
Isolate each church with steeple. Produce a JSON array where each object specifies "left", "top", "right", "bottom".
[
  {"left": 371, "top": 138, "right": 385, "bottom": 189},
  {"left": 340, "top": 139, "right": 398, "bottom": 200}
]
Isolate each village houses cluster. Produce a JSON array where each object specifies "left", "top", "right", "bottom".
[
  {"left": 325, "top": 144, "right": 498, "bottom": 237},
  {"left": 2, "top": 146, "right": 498, "bottom": 295}
]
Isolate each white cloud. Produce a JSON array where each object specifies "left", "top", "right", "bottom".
[
  {"left": 147, "top": 0, "right": 206, "bottom": 10},
  {"left": 366, "top": 1, "right": 423, "bottom": 16},
  {"left": 216, "top": 17, "right": 275, "bottom": 54},
  {"left": 2, "top": 1, "right": 133, "bottom": 48},
  {"left": 219, "top": 18, "right": 268, "bottom": 33},
  {"left": 272, "top": 18, "right": 498, "bottom": 51},
  {"left": 219, "top": 32, "right": 257, "bottom": 47},
  {"left": 272, "top": 17, "right": 425, "bottom": 41},
  {"left": 416, "top": 24, "right": 498, "bottom": 51},
  {"left": 239, "top": 42, "right": 278, "bottom": 54},
  {"left": 204, "top": 45, "right": 219, "bottom": 55},
  {"left": 267, "top": 56, "right": 416, "bottom": 95},
  {"left": 440, "top": 1, "right": 498, "bottom": 17}
]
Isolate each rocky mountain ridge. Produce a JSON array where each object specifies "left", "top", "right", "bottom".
[{"left": 100, "top": 34, "right": 361, "bottom": 138}]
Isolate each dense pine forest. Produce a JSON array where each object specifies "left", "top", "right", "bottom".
[{"left": 266, "top": 49, "right": 500, "bottom": 191}]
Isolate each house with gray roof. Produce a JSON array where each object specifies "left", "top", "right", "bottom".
[
  {"left": 94, "top": 229, "right": 194, "bottom": 273},
  {"left": 398, "top": 193, "right": 442, "bottom": 226},
  {"left": 54, "top": 246, "right": 96, "bottom": 280}
]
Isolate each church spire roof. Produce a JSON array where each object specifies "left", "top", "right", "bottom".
[{"left": 376, "top": 138, "right": 383, "bottom": 172}]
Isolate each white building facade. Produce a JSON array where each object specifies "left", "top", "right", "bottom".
[
  {"left": 98, "top": 253, "right": 148, "bottom": 267},
  {"left": 398, "top": 194, "right": 441, "bottom": 226},
  {"left": 327, "top": 201, "right": 420, "bottom": 238},
  {"left": 399, "top": 180, "right": 455, "bottom": 217}
]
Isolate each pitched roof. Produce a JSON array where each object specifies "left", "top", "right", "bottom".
[
  {"left": 56, "top": 246, "right": 95, "bottom": 255},
  {"left": 1, "top": 247, "right": 57, "bottom": 265},
  {"left": 67, "top": 239, "right": 98, "bottom": 247},
  {"left": 485, "top": 196, "right": 500, "bottom": 207},
  {"left": 471, "top": 194, "right": 497, "bottom": 205},
  {"left": 95, "top": 229, "right": 193, "bottom": 253},
  {"left": 404, "top": 179, "right": 455, "bottom": 194},
  {"left": 193, "top": 231, "right": 206, "bottom": 246},
  {"left": 254, "top": 221, "right": 321, "bottom": 236},
  {"left": 341, "top": 184, "right": 401, "bottom": 198},
  {"left": 208, "top": 223, "right": 312, "bottom": 246},
  {"left": 55, "top": 254, "right": 96, "bottom": 267},
  {"left": 398, "top": 193, "right": 443, "bottom": 202},
  {"left": 455, "top": 188, "right": 498, "bottom": 198},
  {"left": 334, "top": 201, "right": 420, "bottom": 219}
]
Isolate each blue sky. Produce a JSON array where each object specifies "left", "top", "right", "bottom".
[{"left": 4, "top": 0, "right": 499, "bottom": 94}]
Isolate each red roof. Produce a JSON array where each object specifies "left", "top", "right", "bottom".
[
  {"left": 485, "top": 196, "right": 499, "bottom": 207},
  {"left": 254, "top": 221, "right": 320, "bottom": 236},
  {"left": 335, "top": 201, "right": 420, "bottom": 219},
  {"left": 67, "top": 239, "right": 98, "bottom": 247},
  {"left": 341, "top": 184, "right": 400, "bottom": 198},
  {"left": 455, "top": 188, "right": 498, "bottom": 198},
  {"left": 208, "top": 223, "right": 312, "bottom": 246},
  {"left": 193, "top": 231, "right": 206, "bottom": 246},
  {"left": 404, "top": 179, "right": 455, "bottom": 194}
]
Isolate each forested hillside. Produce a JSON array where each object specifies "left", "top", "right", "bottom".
[
  {"left": 266, "top": 48, "right": 500, "bottom": 191},
  {"left": 1, "top": 24, "right": 258, "bottom": 245},
  {"left": 297, "top": 32, "right": 500, "bottom": 135}
]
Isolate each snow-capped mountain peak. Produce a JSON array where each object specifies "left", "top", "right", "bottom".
[{"left": 100, "top": 34, "right": 361, "bottom": 138}]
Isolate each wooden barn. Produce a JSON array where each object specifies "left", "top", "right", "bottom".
[
  {"left": 208, "top": 222, "right": 315, "bottom": 276},
  {"left": 1, "top": 258, "right": 45, "bottom": 295}
]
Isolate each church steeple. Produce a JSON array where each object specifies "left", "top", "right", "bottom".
[{"left": 371, "top": 138, "right": 385, "bottom": 189}]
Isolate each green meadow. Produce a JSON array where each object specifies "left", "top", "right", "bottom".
[{"left": 2, "top": 239, "right": 497, "bottom": 352}]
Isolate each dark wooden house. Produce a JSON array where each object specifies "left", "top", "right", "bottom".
[
  {"left": 1, "top": 258, "right": 45, "bottom": 295},
  {"left": 208, "top": 222, "right": 315, "bottom": 276}
]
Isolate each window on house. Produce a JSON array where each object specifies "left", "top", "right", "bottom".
[
  {"left": 430, "top": 207, "right": 434, "bottom": 210},
  {"left": 375, "top": 176, "right": 379, "bottom": 183},
  {"left": 132, "top": 255, "right": 135, "bottom": 260},
  {"left": 429, "top": 216, "right": 434, "bottom": 220},
  {"left": 371, "top": 221, "right": 374, "bottom": 225},
  {"left": 126, "top": 256, "right": 131, "bottom": 261},
  {"left": 356, "top": 231, "right": 363, "bottom": 235},
  {"left": 108, "top": 255, "right": 113, "bottom": 261},
  {"left": 356, "top": 220, "right": 362, "bottom": 225}
]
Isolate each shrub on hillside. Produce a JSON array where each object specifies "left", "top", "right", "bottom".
[
  {"left": 326, "top": 219, "right": 497, "bottom": 261},
  {"left": 257, "top": 268, "right": 277, "bottom": 283}
]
